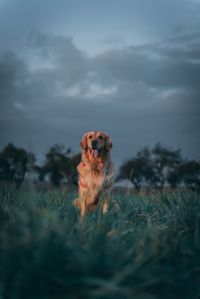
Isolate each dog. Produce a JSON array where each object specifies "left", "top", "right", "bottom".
[{"left": 74, "top": 131, "right": 114, "bottom": 219}]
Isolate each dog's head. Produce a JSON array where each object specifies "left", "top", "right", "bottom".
[{"left": 80, "top": 131, "right": 112, "bottom": 160}]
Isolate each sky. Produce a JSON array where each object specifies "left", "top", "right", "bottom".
[{"left": 0, "top": 0, "right": 200, "bottom": 167}]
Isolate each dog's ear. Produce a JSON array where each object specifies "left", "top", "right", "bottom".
[
  {"left": 104, "top": 133, "right": 113, "bottom": 151},
  {"left": 80, "top": 133, "right": 88, "bottom": 150}
]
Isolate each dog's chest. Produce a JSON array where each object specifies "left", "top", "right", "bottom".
[{"left": 78, "top": 161, "right": 105, "bottom": 187}]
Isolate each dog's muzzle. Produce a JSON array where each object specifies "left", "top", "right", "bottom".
[{"left": 89, "top": 146, "right": 102, "bottom": 158}]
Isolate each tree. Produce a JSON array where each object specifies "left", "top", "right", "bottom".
[
  {"left": 0, "top": 143, "right": 35, "bottom": 187},
  {"left": 117, "top": 143, "right": 184, "bottom": 192},
  {"left": 66, "top": 153, "right": 81, "bottom": 185},
  {"left": 39, "top": 144, "right": 81, "bottom": 187},
  {"left": 117, "top": 147, "right": 155, "bottom": 192},
  {"left": 168, "top": 160, "right": 200, "bottom": 191},
  {"left": 151, "top": 143, "right": 183, "bottom": 190}
]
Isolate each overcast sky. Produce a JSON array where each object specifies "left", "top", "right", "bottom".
[{"left": 0, "top": 0, "right": 200, "bottom": 167}]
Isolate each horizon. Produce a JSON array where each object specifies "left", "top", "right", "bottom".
[{"left": 0, "top": 140, "right": 198, "bottom": 172}]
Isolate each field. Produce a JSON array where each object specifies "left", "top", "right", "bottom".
[{"left": 0, "top": 189, "right": 200, "bottom": 299}]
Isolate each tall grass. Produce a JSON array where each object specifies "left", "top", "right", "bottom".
[{"left": 0, "top": 189, "right": 199, "bottom": 299}]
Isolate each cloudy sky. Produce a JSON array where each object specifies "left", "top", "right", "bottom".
[{"left": 0, "top": 0, "right": 200, "bottom": 167}]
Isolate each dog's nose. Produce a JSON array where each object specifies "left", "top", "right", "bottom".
[{"left": 91, "top": 140, "right": 98, "bottom": 148}]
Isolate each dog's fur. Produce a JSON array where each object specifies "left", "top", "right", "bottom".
[{"left": 74, "top": 131, "right": 114, "bottom": 218}]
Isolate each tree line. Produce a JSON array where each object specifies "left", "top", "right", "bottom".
[
  {"left": 0, "top": 143, "right": 81, "bottom": 189},
  {"left": 117, "top": 143, "right": 200, "bottom": 192},
  {"left": 0, "top": 143, "right": 199, "bottom": 192}
]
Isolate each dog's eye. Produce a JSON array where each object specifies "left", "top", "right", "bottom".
[
  {"left": 99, "top": 135, "right": 103, "bottom": 139},
  {"left": 88, "top": 135, "right": 93, "bottom": 139}
]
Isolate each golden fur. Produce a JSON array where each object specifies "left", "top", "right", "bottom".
[{"left": 74, "top": 131, "right": 114, "bottom": 218}]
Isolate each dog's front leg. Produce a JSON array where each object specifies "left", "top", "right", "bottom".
[
  {"left": 78, "top": 189, "right": 88, "bottom": 220},
  {"left": 102, "top": 199, "right": 108, "bottom": 213},
  {"left": 80, "top": 200, "right": 86, "bottom": 219}
]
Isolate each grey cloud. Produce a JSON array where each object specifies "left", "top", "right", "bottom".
[
  {"left": 0, "top": 31, "right": 200, "bottom": 165},
  {"left": 94, "top": 38, "right": 200, "bottom": 89},
  {"left": 27, "top": 32, "right": 89, "bottom": 89},
  {"left": 0, "top": 52, "right": 27, "bottom": 102}
]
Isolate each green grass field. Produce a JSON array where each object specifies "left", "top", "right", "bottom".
[{"left": 0, "top": 189, "right": 200, "bottom": 299}]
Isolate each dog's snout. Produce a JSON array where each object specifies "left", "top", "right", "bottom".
[{"left": 91, "top": 140, "right": 98, "bottom": 148}]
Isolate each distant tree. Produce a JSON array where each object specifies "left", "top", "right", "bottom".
[
  {"left": 151, "top": 143, "right": 183, "bottom": 190},
  {"left": 40, "top": 144, "right": 81, "bottom": 187},
  {"left": 0, "top": 143, "right": 35, "bottom": 187},
  {"left": 117, "top": 143, "right": 184, "bottom": 192},
  {"left": 117, "top": 147, "right": 155, "bottom": 192},
  {"left": 168, "top": 160, "right": 200, "bottom": 191},
  {"left": 41, "top": 144, "right": 69, "bottom": 187},
  {"left": 66, "top": 153, "right": 81, "bottom": 185}
]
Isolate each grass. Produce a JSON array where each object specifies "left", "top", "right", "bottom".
[{"left": 0, "top": 189, "right": 200, "bottom": 299}]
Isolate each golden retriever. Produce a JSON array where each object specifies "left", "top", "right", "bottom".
[{"left": 74, "top": 131, "right": 114, "bottom": 218}]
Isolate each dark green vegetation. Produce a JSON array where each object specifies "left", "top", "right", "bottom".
[
  {"left": 0, "top": 190, "right": 200, "bottom": 299},
  {"left": 0, "top": 143, "right": 81, "bottom": 188},
  {"left": 1, "top": 143, "right": 200, "bottom": 192},
  {"left": 117, "top": 143, "right": 200, "bottom": 192}
]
